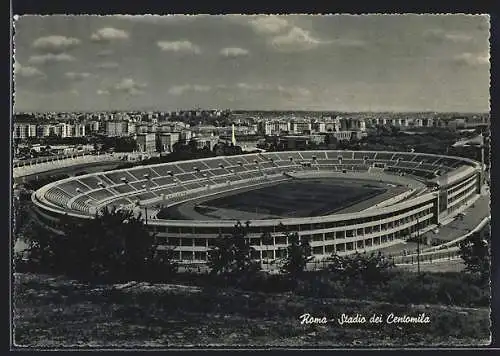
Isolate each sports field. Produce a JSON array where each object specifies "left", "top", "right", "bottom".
[
  {"left": 202, "top": 179, "right": 385, "bottom": 218},
  {"left": 156, "top": 178, "right": 405, "bottom": 221}
]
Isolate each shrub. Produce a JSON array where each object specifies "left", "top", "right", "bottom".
[
  {"left": 21, "top": 207, "right": 178, "bottom": 283},
  {"left": 207, "top": 221, "right": 261, "bottom": 279},
  {"left": 280, "top": 233, "right": 312, "bottom": 279},
  {"left": 328, "top": 251, "right": 395, "bottom": 285}
]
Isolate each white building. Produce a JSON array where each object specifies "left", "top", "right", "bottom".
[
  {"left": 86, "top": 121, "right": 100, "bottom": 133},
  {"left": 136, "top": 133, "right": 156, "bottom": 153},
  {"left": 157, "top": 132, "right": 180, "bottom": 153},
  {"left": 257, "top": 120, "right": 291, "bottom": 135},
  {"left": 290, "top": 120, "right": 312, "bottom": 134},
  {"left": 106, "top": 121, "right": 128, "bottom": 137},
  {"left": 36, "top": 124, "right": 53, "bottom": 138},
  {"left": 13, "top": 123, "right": 36, "bottom": 139},
  {"left": 72, "top": 123, "right": 86, "bottom": 137},
  {"left": 54, "top": 123, "right": 71, "bottom": 138},
  {"left": 127, "top": 122, "right": 136, "bottom": 135}
]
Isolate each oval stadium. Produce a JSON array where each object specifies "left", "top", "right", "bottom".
[{"left": 31, "top": 150, "right": 486, "bottom": 266}]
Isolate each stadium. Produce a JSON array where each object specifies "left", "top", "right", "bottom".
[{"left": 31, "top": 150, "right": 485, "bottom": 266}]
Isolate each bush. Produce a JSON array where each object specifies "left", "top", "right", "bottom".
[
  {"left": 280, "top": 233, "right": 312, "bottom": 279},
  {"left": 207, "top": 221, "right": 261, "bottom": 278},
  {"left": 21, "top": 207, "right": 178, "bottom": 284},
  {"left": 328, "top": 251, "right": 395, "bottom": 285},
  {"left": 285, "top": 270, "right": 489, "bottom": 307},
  {"left": 459, "top": 231, "right": 490, "bottom": 284},
  {"left": 376, "top": 271, "right": 489, "bottom": 307}
]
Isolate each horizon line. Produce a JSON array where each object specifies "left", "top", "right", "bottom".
[{"left": 13, "top": 109, "right": 491, "bottom": 115}]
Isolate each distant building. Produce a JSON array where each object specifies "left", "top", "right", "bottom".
[
  {"left": 136, "top": 133, "right": 156, "bottom": 153},
  {"left": 65, "top": 123, "right": 75, "bottom": 137},
  {"left": 192, "top": 136, "right": 219, "bottom": 151},
  {"left": 290, "top": 120, "right": 312, "bottom": 135},
  {"left": 313, "top": 121, "right": 326, "bottom": 133},
  {"left": 180, "top": 130, "right": 193, "bottom": 142},
  {"left": 157, "top": 132, "right": 180, "bottom": 153},
  {"left": 72, "top": 123, "right": 86, "bottom": 137},
  {"left": 339, "top": 117, "right": 366, "bottom": 132},
  {"left": 54, "top": 123, "right": 71, "bottom": 138},
  {"left": 127, "top": 122, "right": 136, "bottom": 135},
  {"left": 86, "top": 121, "right": 100, "bottom": 133},
  {"left": 257, "top": 121, "right": 290, "bottom": 135},
  {"left": 234, "top": 135, "right": 262, "bottom": 152},
  {"left": 136, "top": 124, "right": 150, "bottom": 134},
  {"left": 106, "top": 121, "right": 128, "bottom": 137},
  {"left": 13, "top": 123, "right": 36, "bottom": 139},
  {"left": 280, "top": 135, "right": 310, "bottom": 150},
  {"left": 328, "top": 130, "right": 365, "bottom": 141},
  {"left": 192, "top": 125, "right": 217, "bottom": 137},
  {"left": 36, "top": 124, "right": 52, "bottom": 138}
]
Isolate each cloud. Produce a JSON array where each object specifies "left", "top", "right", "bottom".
[
  {"left": 236, "top": 82, "right": 269, "bottom": 91},
  {"left": 169, "top": 84, "right": 211, "bottom": 95},
  {"left": 97, "top": 78, "right": 146, "bottom": 96},
  {"left": 270, "top": 26, "right": 325, "bottom": 52},
  {"left": 96, "top": 49, "right": 114, "bottom": 57},
  {"left": 28, "top": 53, "right": 76, "bottom": 65},
  {"left": 329, "top": 38, "right": 366, "bottom": 48},
  {"left": 248, "top": 15, "right": 355, "bottom": 52},
  {"left": 278, "top": 85, "right": 311, "bottom": 97},
  {"left": 32, "top": 35, "right": 81, "bottom": 53},
  {"left": 64, "top": 72, "right": 92, "bottom": 80},
  {"left": 97, "top": 89, "right": 110, "bottom": 95},
  {"left": 424, "top": 29, "right": 474, "bottom": 43},
  {"left": 157, "top": 40, "right": 201, "bottom": 54},
  {"left": 452, "top": 52, "right": 490, "bottom": 66},
  {"left": 220, "top": 47, "right": 249, "bottom": 58},
  {"left": 96, "top": 62, "right": 119, "bottom": 69},
  {"left": 91, "top": 27, "right": 129, "bottom": 42},
  {"left": 14, "top": 63, "right": 45, "bottom": 78},
  {"left": 113, "top": 78, "right": 147, "bottom": 95},
  {"left": 236, "top": 82, "right": 311, "bottom": 97},
  {"left": 249, "top": 16, "right": 289, "bottom": 35}
]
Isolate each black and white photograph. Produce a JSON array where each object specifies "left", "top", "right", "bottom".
[{"left": 11, "top": 13, "right": 492, "bottom": 348}]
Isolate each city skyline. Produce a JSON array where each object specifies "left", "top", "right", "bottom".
[{"left": 13, "top": 14, "right": 490, "bottom": 113}]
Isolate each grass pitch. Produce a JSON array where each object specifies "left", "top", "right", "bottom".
[{"left": 200, "top": 179, "right": 386, "bottom": 218}]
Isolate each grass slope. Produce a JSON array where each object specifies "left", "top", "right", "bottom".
[{"left": 13, "top": 273, "right": 490, "bottom": 348}]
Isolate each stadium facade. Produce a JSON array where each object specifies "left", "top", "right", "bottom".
[{"left": 31, "top": 150, "right": 483, "bottom": 263}]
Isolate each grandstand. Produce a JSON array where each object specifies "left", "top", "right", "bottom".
[
  {"left": 13, "top": 153, "right": 120, "bottom": 179},
  {"left": 32, "top": 150, "right": 484, "bottom": 265}
]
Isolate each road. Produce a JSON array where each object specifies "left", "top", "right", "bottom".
[
  {"left": 13, "top": 161, "right": 124, "bottom": 184},
  {"left": 374, "top": 193, "right": 490, "bottom": 258}
]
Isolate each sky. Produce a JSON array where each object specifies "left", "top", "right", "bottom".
[{"left": 12, "top": 14, "right": 490, "bottom": 113}]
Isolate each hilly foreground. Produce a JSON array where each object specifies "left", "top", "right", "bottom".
[{"left": 12, "top": 273, "right": 490, "bottom": 348}]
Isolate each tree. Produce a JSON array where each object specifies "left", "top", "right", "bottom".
[
  {"left": 23, "top": 207, "right": 177, "bottom": 283},
  {"left": 328, "top": 251, "right": 395, "bottom": 285},
  {"left": 324, "top": 133, "right": 338, "bottom": 148},
  {"left": 459, "top": 231, "right": 490, "bottom": 283},
  {"left": 207, "top": 234, "right": 235, "bottom": 276},
  {"left": 15, "top": 218, "right": 58, "bottom": 272},
  {"left": 232, "top": 221, "right": 258, "bottom": 275},
  {"left": 102, "top": 137, "right": 137, "bottom": 152},
  {"left": 390, "top": 125, "right": 401, "bottom": 136},
  {"left": 207, "top": 221, "right": 260, "bottom": 277},
  {"left": 280, "top": 232, "right": 311, "bottom": 279}
]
